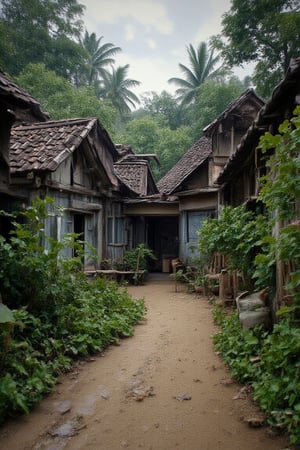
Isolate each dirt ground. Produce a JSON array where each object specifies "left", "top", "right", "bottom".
[{"left": 0, "top": 274, "right": 292, "bottom": 450}]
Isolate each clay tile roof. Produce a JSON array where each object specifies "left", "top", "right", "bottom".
[
  {"left": 157, "top": 135, "right": 212, "bottom": 195},
  {"left": 114, "top": 151, "right": 159, "bottom": 196},
  {"left": 10, "top": 117, "right": 98, "bottom": 173},
  {"left": 114, "top": 161, "right": 148, "bottom": 195},
  {"left": 0, "top": 69, "right": 48, "bottom": 122},
  {"left": 203, "top": 88, "right": 264, "bottom": 136}
]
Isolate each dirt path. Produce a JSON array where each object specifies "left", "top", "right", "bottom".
[{"left": 0, "top": 275, "right": 291, "bottom": 450}]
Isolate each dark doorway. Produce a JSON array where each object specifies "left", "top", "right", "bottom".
[
  {"left": 73, "top": 213, "right": 85, "bottom": 259},
  {"left": 147, "top": 216, "right": 179, "bottom": 272}
]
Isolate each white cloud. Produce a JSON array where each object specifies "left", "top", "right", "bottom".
[
  {"left": 125, "top": 24, "right": 136, "bottom": 41},
  {"left": 146, "top": 38, "right": 157, "bottom": 50},
  {"left": 81, "top": 0, "right": 173, "bottom": 35},
  {"left": 116, "top": 53, "right": 177, "bottom": 96},
  {"left": 192, "top": 0, "right": 231, "bottom": 45}
]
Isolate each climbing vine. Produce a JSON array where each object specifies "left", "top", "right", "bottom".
[{"left": 257, "top": 106, "right": 300, "bottom": 312}]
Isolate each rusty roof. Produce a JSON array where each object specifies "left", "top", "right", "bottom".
[
  {"left": 0, "top": 69, "right": 48, "bottom": 122},
  {"left": 157, "top": 135, "right": 212, "bottom": 195},
  {"left": 9, "top": 117, "right": 118, "bottom": 178}
]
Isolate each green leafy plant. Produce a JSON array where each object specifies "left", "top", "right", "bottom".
[
  {"left": 213, "top": 308, "right": 300, "bottom": 444},
  {"left": 257, "top": 106, "right": 300, "bottom": 317},
  {"left": 0, "top": 197, "right": 146, "bottom": 423},
  {"left": 198, "top": 205, "right": 270, "bottom": 290},
  {"left": 123, "top": 243, "right": 156, "bottom": 284}
]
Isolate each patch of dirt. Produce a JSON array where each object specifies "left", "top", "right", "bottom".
[{"left": 0, "top": 274, "right": 292, "bottom": 450}]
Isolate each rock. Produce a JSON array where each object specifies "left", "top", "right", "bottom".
[
  {"left": 174, "top": 393, "right": 192, "bottom": 401},
  {"left": 56, "top": 400, "right": 72, "bottom": 415},
  {"left": 99, "top": 386, "right": 111, "bottom": 400},
  {"left": 50, "top": 422, "right": 75, "bottom": 438},
  {"left": 132, "top": 386, "right": 155, "bottom": 401},
  {"left": 193, "top": 378, "right": 203, "bottom": 383},
  {"left": 50, "top": 416, "right": 86, "bottom": 438},
  {"left": 244, "top": 417, "right": 265, "bottom": 428}
]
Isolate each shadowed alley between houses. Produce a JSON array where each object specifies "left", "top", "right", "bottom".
[{"left": 0, "top": 275, "right": 291, "bottom": 450}]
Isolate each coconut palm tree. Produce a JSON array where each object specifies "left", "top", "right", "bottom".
[
  {"left": 100, "top": 64, "right": 141, "bottom": 116},
  {"left": 168, "top": 42, "right": 225, "bottom": 107},
  {"left": 81, "top": 30, "right": 121, "bottom": 85}
]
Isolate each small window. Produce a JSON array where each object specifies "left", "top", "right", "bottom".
[
  {"left": 108, "top": 217, "right": 124, "bottom": 244},
  {"left": 187, "top": 210, "right": 215, "bottom": 242}
]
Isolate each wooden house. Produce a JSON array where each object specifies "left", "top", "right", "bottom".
[
  {"left": 113, "top": 144, "right": 176, "bottom": 272},
  {"left": 0, "top": 69, "right": 48, "bottom": 236},
  {"left": 9, "top": 117, "right": 125, "bottom": 268},
  {"left": 216, "top": 57, "right": 300, "bottom": 312},
  {"left": 157, "top": 89, "right": 264, "bottom": 263},
  {"left": 8, "top": 116, "right": 162, "bottom": 269},
  {"left": 217, "top": 58, "right": 300, "bottom": 209}
]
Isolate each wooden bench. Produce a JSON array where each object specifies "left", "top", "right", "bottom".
[{"left": 84, "top": 269, "right": 146, "bottom": 284}]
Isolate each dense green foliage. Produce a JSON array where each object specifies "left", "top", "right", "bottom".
[
  {"left": 139, "top": 91, "right": 184, "bottom": 130},
  {"left": 0, "top": 0, "right": 86, "bottom": 80},
  {"left": 115, "top": 115, "right": 193, "bottom": 180},
  {"left": 168, "top": 42, "right": 227, "bottom": 107},
  {"left": 16, "top": 63, "right": 117, "bottom": 136},
  {"left": 1, "top": 0, "right": 298, "bottom": 133},
  {"left": 198, "top": 108, "right": 300, "bottom": 300},
  {"left": 198, "top": 205, "right": 271, "bottom": 290},
  {"left": 184, "top": 77, "right": 248, "bottom": 142},
  {"left": 257, "top": 106, "right": 300, "bottom": 314},
  {"left": 0, "top": 198, "right": 145, "bottom": 422},
  {"left": 213, "top": 309, "right": 300, "bottom": 444},
  {"left": 0, "top": 0, "right": 140, "bottom": 122},
  {"left": 123, "top": 244, "right": 156, "bottom": 272},
  {"left": 212, "top": 0, "right": 300, "bottom": 98},
  {"left": 198, "top": 107, "right": 300, "bottom": 445},
  {"left": 123, "top": 78, "right": 248, "bottom": 179}
]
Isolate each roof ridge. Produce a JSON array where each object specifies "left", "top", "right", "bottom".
[{"left": 13, "top": 117, "right": 97, "bottom": 130}]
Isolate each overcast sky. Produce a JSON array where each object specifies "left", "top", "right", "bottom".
[{"left": 80, "top": 0, "right": 248, "bottom": 97}]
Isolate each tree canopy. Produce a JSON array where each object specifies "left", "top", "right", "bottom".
[
  {"left": 115, "top": 116, "right": 193, "bottom": 180},
  {"left": 0, "top": 0, "right": 86, "bottom": 80},
  {"left": 212, "top": 0, "right": 300, "bottom": 98},
  {"left": 16, "top": 63, "right": 117, "bottom": 136},
  {"left": 80, "top": 30, "right": 121, "bottom": 87},
  {"left": 99, "top": 64, "right": 141, "bottom": 117},
  {"left": 138, "top": 91, "right": 184, "bottom": 130},
  {"left": 168, "top": 42, "right": 227, "bottom": 107},
  {"left": 184, "top": 76, "right": 249, "bottom": 142}
]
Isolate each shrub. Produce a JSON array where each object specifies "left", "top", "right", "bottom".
[
  {"left": 213, "top": 308, "right": 300, "bottom": 444},
  {"left": 198, "top": 205, "right": 270, "bottom": 290},
  {"left": 0, "top": 197, "right": 145, "bottom": 422}
]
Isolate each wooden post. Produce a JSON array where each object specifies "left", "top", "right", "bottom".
[{"left": 219, "top": 269, "right": 228, "bottom": 304}]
